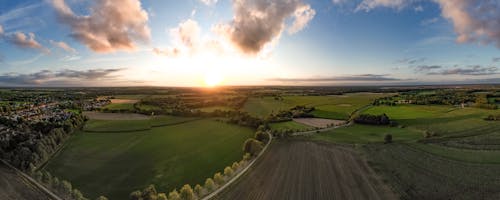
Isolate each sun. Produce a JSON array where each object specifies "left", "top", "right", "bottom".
[{"left": 204, "top": 72, "right": 223, "bottom": 87}]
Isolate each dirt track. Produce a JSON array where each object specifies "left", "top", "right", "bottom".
[
  {"left": 218, "top": 140, "right": 397, "bottom": 200},
  {"left": 0, "top": 163, "right": 53, "bottom": 200}
]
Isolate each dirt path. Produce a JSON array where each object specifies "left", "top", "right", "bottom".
[
  {"left": 217, "top": 140, "right": 397, "bottom": 200},
  {"left": 0, "top": 162, "right": 56, "bottom": 200}
]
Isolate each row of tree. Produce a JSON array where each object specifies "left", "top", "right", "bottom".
[
  {"left": 31, "top": 170, "right": 94, "bottom": 200},
  {"left": 353, "top": 114, "right": 390, "bottom": 125},
  {"left": 130, "top": 130, "right": 270, "bottom": 200}
]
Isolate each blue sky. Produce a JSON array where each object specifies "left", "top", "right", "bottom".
[{"left": 0, "top": 0, "right": 498, "bottom": 86}]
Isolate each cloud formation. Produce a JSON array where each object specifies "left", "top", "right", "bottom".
[
  {"left": 0, "top": 68, "right": 123, "bottom": 85},
  {"left": 341, "top": 0, "right": 500, "bottom": 48},
  {"left": 50, "top": 40, "right": 76, "bottom": 53},
  {"left": 413, "top": 65, "right": 442, "bottom": 72},
  {"left": 50, "top": 0, "right": 150, "bottom": 52},
  {"left": 7, "top": 32, "right": 50, "bottom": 53},
  {"left": 0, "top": 25, "right": 3, "bottom": 35},
  {"left": 217, "top": 0, "right": 315, "bottom": 54},
  {"left": 493, "top": 57, "right": 500, "bottom": 63},
  {"left": 397, "top": 57, "right": 426, "bottom": 65},
  {"left": 427, "top": 65, "right": 498, "bottom": 76},
  {"left": 269, "top": 74, "right": 402, "bottom": 82}
]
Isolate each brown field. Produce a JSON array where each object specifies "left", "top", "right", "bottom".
[
  {"left": 110, "top": 99, "right": 138, "bottom": 104},
  {"left": 0, "top": 163, "right": 52, "bottom": 200},
  {"left": 293, "top": 118, "right": 346, "bottom": 128},
  {"left": 218, "top": 140, "right": 396, "bottom": 200},
  {"left": 83, "top": 111, "right": 150, "bottom": 120}
]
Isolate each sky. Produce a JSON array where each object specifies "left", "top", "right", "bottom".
[{"left": 0, "top": 0, "right": 499, "bottom": 87}]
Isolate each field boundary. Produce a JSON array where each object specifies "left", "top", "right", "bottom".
[
  {"left": 203, "top": 132, "right": 273, "bottom": 200},
  {"left": 0, "top": 159, "right": 62, "bottom": 200}
]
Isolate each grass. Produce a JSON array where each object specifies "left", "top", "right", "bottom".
[
  {"left": 104, "top": 103, "right": 135, "bottom": 111},
  {"left": 136, "top": 104, "right": 162, "bottom": 112},
  {"left": 269, "top": 121, "right": 313, "bottom": 132},
  {"left": 408, "top": 142, "right": 500, "bottom": 164},
  {"left": 312, "top": 124, "right": 422, "bottom": 144},
  {"left": 83, "top": 115, "right": 198, "bottom": 132},
  {"left": 243, "top": 93, "right": 392, "bottom": 119},
  {"left": 198, "top": 106, "right": 234, "bottom": 112},
  {"left": 362, "top": 105, "right": 500, "bottom": 136},
  {"left": 44, "top": 118, "right": 254, "bottom": 200}
]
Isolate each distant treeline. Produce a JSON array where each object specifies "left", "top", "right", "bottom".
[{"left": 353, "top": 114, "right": 390, "bottom": 125}]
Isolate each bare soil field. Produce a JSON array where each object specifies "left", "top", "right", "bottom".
[
  {"left": 293, "top": 118, "right": 346, "bottom": 128},
  {"left": 218, "top": 140, "right": 397, "bottom": 200},
  {"left": 0, "top": 163, "right": 53, "bottom": 200},
  {"left": 110, "top": 99, "right": 138, "bottom": 104},
  {"left": 83, "top": 111, "right": 150, "bottom": 120}
]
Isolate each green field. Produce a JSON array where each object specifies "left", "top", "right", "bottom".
[
  {"left": 243, "top": 93, "right": 391, "bottom": 119},
  {"left": 103, "top": 103, "right": 135, "bottom": 111},
  {"left": 313, "top": 124, "right": 422, "bottom": 144},
  {"left": 44, "top": 118, "right": 254, "bottom": 199},
  {"left": 269, "top": 121, "right": 314, "bottom": 132},
  {"left": 198, "top": 106, "right": 234, "bottom": 112},
  {"left": 363, "top": 105, "right": 500, "bottom": 136},
  {"left": 83, "top": 115, "right": 197, "bottom": 132}
]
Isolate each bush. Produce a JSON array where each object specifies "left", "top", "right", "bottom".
[
  {"left": 354, "top": 114, "right": 390, "bottom": 125},
  {"left": 214, "top": 172, "right": 225, "bottom": 185},
  {"left": 224, "top": 166, "right": 234, "bottom": 177},
  {"left": 255, "top": 131, "right": 269, "bottom": 142},
  {"left": 384, "top": 134, "right": 393, "bottom": 144},
  {"left": 180, "top": 184, "right": 196, "bottom": 200},
  {"left": 142, "top": 184, "right": 157, "bottom": 200},
  {"left": 129, "top": 191, "right": 142, "bottom": 200},
  {"left": 204, "top": 178, "right": 216, "bottom": 192}
]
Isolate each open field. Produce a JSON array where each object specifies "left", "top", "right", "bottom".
[
  {"left": 44, "top": 119, "right": 254, "bottom": 199},
  {"left": 243, "top": 93, "right": 391, "bottom": 119},
  {"left": 103, "top": 103, "right": 135, "bottom": 111},
  {"left": 110, "top": 99, "right": 139, "bottom": 104},
  {"left": 82, "top": 114, "right": 198, "bottom": 132},
  {"left": 269, "top": 120, "right": 313, "bottom": 132},
  {"left": 0, "top": 163, "right": 53, "bottom": 200},
  {"left": 312, "top": 124, "right": 422, "bottom": 144},
  {"left": 293, "top": 118, "right": 346, "bottom": 128},
  {"left": 363, "top": 105, "right": 500, "bottom": 136},
  {"left": 83, "top": 111, "right": 151, "bottom": 120},
  {"left": 219, "top": 140, "right": 397, "bottom": 200},
  {"left": 198, "top": 106, "right": 234, "bottom": 112},
  {"left": 364, "top": 143, "right": 500, "bottom": 200}
]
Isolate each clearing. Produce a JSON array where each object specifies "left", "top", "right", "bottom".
[
  {"left": 218, "top": 140, "right": 397, "bottom": 200},
  {"left": 44, "top": 118, "right": 254, "bottom": 199},
  {"left": 83, "top": 111, "right": 151, "bottom": 120}
]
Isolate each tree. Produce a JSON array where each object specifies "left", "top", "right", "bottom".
[
  {"left": 204, "top": 178, "right": 216, "bottom": 192},
  {"left": 194, "top": 184, "right": 204, "bottom": 197},
  {"left": 142, "top": 184, "right": 158, "bottom": 200},
  {"left": 231, "top": 162, "right": 240, "bottom": 171},
  {"left": 242, "top": 139, "right": 263, "bottom": 156},
  {"left": 168, "top": 189, "right": 181, "bottom": 200},
  {"left": 60, "top": 180, "right": 72, "bottom": 196},
  {"left": 214, "top": 172, "right": 225, "bottom": 185},
  {"left": 96, "top": 196, "right": 109, "bottom": 200},
  {"left": 224, "top": 166, "right": 234, "bottom": 177},
  {"left": 180, "top": 184, "right": 196, "bottom": 200},
  {"left": 254, "top": 131, "right": 269, "bottom": 142},
  {"left": 129, "top": 190, "right": 142, "bottom": 200},
  {"left": 384, "top": 134, "right": 393, "bottom": 144},
  {"left": 72, "top": 189, "right": 84, "bottom": 200}
]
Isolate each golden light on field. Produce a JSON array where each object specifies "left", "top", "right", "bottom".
[{"left": 204, "top": 72, "right": 224, "bottom": 87}]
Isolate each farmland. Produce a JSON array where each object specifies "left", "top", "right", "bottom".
[
  {"left": 218, "top": 140, "right": 397, "bottom": 200},
  {"left": 43, "top": 118, "right": 254, "bottom": 199},
  {"left": 312, "top": 124, "right": 422, "bottom": 144},
  {"left": 243, "top": 93, "right": 391, "bottom": 119},
  {"left": 269, "top": 121, "right": 313, "bottom": 132}
]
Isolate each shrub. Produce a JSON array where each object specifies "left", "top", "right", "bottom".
[
  {"left": 255, "top": 131, "right": 269, "bottom": 142},
  {"left": 243, "top": 153, "right": 251, "bottom": 161},
  {"left": 204, "top": 178, "right": 216, "bottom": 192},
  {"left": 168, "top": 189, "right": 181, "bottom": 200},
  {"left": 384, "top": 134, "right": 393, "bottom": 144},
  {"left": 180, "top": 184, "right": 196, "bottom": 200},
  {"left": 194, "top": 184, "right": 204, "bottom": 197},
  {"left": 224, "top": 166, "right": 234, "bottom": 177},
  {"left": 142, "top": 184, "right": 157, "bottom": 200},
  {"left": 214, "top": 172, "right": 225, "bottom": 185},
  {"left": 72, "top": 189, "right": 84, "bottom": 200}
]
